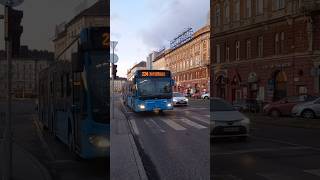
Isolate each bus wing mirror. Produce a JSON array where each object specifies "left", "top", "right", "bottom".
[
  {"left": 72, "top": 53, "right": 83, "bottom": 72},
  {"left": 171, "top": 79, "right": 175, "bottom": 86}
]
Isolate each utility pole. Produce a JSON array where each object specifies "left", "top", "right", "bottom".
[{"left": 3, "top": 4, "right": 13, "bottom": 180}]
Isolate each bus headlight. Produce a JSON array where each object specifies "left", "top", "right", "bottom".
[
  {"left": 88, "top": 135, "right": 109, "bottom": 148},
  {"left": 167, "top": 103, "right": 172, "bottom": 107},
  {"left": 139, "top": 104, "right": 145, "bottom": 109}
]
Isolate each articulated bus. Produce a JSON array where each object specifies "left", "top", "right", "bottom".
[
  {"left": 123, "top": 70, "right": 174, "bottom": 112},
  {"left": 38, "top": 27, "right": 110, "bottom": 159}
]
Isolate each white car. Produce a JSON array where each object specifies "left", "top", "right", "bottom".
[
  {"left": 291, "top": 97, "right": 320, "bottom": 119},
  {"left": 173, "top": 92, "right": 188, "bottom": 106},
  {"left": 211, "top": 97, "right": 250, "bottom": 140},
  {"left": 201, "top": 93, "right": 210, "bottom": 99}
]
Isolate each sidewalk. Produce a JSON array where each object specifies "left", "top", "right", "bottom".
[
  {"left": 110, "top": 100, "right": 147, "bottom": 180},
  {"left": 0, "top": 141, "right": 52, "bottom": 180}
]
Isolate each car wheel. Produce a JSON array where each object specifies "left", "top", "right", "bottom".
[
  {"left": 302, "top": 110, "right": 315, "bottom": 119},
  {"left": 204, "top": 96, "right": 209, "bottom": 100},
  {"left": 270, "top": 109, "right": 280, "bottom": 117}
]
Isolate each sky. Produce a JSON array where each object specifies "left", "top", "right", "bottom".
[
  {"left": 111, "top": 0, "right": 210, "bottom": 77},
  {"left": 0, "top": 0, "right": 97, "bottom": 51}
]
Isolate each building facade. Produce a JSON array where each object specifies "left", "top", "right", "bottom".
[
  {"left": 211, "top": 0, "right": 320, "bottom": 103},
  {"left": 113, "top": 77, "right": 127, "bottom": 93},
  {"left": 0, "top": 49, "right": 53, "bottom": 98},
  {"left": 53, "top": 0, "right": 109, "bottom": 61},
  {"left": 152, "top": 50, "right": 169, "bottom": 70},
  {"left": 163, "top": 25, "right": 210, "bottom": 94}
]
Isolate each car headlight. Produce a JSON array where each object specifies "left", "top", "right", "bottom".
[
  {"left": 241, "top": 116, "right": 250, "bottom": 124},
  {"left": 139, "top": 104, "right": 145, "bottom": 109},
  {"left": 185, "top": 98, "right": 189, "bottom": 102},
  {"left": 88, "top": 135, "right": 109, "bottom": 148},
  {"left": 167, "top": 103, "right": 172, "bottom": 107},
  {"left": 173, "top": 99, "right": 177, "bottom": 102}
]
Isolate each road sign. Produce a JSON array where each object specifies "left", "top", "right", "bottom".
[
  {"left": 0, "top": 0, "right": 24, "bottom": 7},
  {"left": 110, "top": 53, "right": 119, "bottom": 64},
  {"left": 110, "top": 41, "right": 118, "bottom": 49}
]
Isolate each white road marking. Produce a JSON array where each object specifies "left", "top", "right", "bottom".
[
  {"left": 130, "top": 119, "right": 140, "bottom": 135},
  {"left": 213, "top": 146, "right": 310, "bottom": 156},
  {"left": 177, "top": 118, "right": 207, "bottom": 129},
  {"left": 149, "top": 118, "right": 166, "bottom": 133},
  {"left": 160, "top": 118, "right": 186, "bottom": 131},
  {"left": 304, "top": 169, "right": 320, "bottom": 177},
  {"left": 190, "top": 115, "right": 210, "bottom": 125},
  {"left": 256, "top": 173, "right": 292, "bottom": 180}
]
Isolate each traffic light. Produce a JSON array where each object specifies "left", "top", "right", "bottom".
[
  {"left": 8, "top": 7, "right": 23, "bottom": 57},
  {"left": 112, "top": 64, "right": 117, "bottom": 78}
]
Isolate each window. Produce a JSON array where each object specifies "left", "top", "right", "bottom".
[
  {"left": 226, "top": 45, "right": 230, "bottom": 62},
  {"left": 280, "top": 32, "right": 285, "bottom": 54},
  {"left": 274, "top": 0, "right": 285, "bottom": 10},
  {"left": 236, "top": 41, "right": 240, "bottom": 61},
  {"left": 224, "top": 1, "right": 230, "bottom": 23},
  {"left": 258, "top": 36, "right": 263, "bottom": 57},
  {"left": 216, "top": 45, "right": 221, "bottom": 63},
  {"left": 246, "top": 40, "right": 251, "bottom": 59},
  {"left": 275, "top": 33, "right": 280, "bottom": 55},
  {"left": 234, "top": 0, "right": 240, "bottom": 21},
  {"left": 215, "top": 4, "right": 221, "bottom": 26},
  {"left": 256, "top": 0, "right": 264, "bottom": 15},
  {"left": 246, "top": 0, "right": 252, "bottom": 18}
]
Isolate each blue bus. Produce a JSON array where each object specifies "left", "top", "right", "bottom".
[
  {"left": 38, "top": 27, "right": 109, "bottom": 159},
  {"left": 123, "top": 70, "right": 174, "bottom": 112}
]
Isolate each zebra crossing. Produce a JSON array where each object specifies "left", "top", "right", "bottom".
[
  {"left": 129, "top": 112, "right": 210, "bottom": 135},
  {"left": 214, "top": 169, "right": 320, "bottom": 180}
]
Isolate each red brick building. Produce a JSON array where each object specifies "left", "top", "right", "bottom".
[{"left": 211, "top": 0, "right": 320, "bottom": 103}]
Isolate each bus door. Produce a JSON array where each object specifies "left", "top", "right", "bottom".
[{"left": 72, "top": 72, "right": 83, "bottom": 150}]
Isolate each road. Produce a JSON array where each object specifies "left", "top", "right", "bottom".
[
  {"left": 0, "top": 99, "right": 108, "bottom": 180},
  {"left": 212, "top": 117, "right": 320, "bottom": 180},
  {"left": 121, "top": 98, "right": 210, "bottom": 180}
]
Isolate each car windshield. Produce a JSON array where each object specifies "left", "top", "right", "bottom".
[
  {"left": 211, "top": 99, "right": 235, "bottom": 112},
  {"left": 137, "top": 78, "right": 172, "bottom": 99},
  {"left": 173, "top": 93, "right": 184, "bottom": 97}
]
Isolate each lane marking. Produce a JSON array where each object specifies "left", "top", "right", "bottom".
[
  {"left": 190, "top": 115, "right": 210, "bottom": 125},
  {"left": 130, "top": 119, "right": 140, "bottom": 135},
  {"left": 256, "top": 173, "right": 292, "bottom": 180},
  {"left": 304, "top": 169, "right": 320, "bottom": 177},
  {"left": 213, "top": 146, "right": 311, "bottom": 156},
  {"left": 160, "top": 118, "right": 186, "bottom": 131},
  {"left": 252, "top": 136, "right": 320, "bottom": 152},
  {"left": 177, "top": 118, "right": 207, "bottom": 129},
  {"left": 149, "top": 118, "right": 166, "bottom": 133}
]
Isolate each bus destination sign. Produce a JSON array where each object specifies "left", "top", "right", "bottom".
[{"left": 141, "top": 71, "right": 168, "bottom": 77}]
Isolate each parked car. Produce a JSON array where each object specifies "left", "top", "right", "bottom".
[
  {"left": 232, "top": 98, "right": 261, "bottom": 113},
  {"left": 173, "top": 92, "right": 189, "bottom": 106},
  {"left": 292, "top": 97, "right": 320, "bottom": 119},
  {"left": 263, "top": 95, "right": 317, "bottom": 117},
  {"left": 211, "top": 97, "right": 250, "bottom": 140},
  {"left": 201, "top": 93, "right": 210, "bottom": 99}
]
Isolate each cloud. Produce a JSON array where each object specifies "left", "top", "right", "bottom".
[{"left": 140, "top": 0, "right": 209, "bottom": 50}]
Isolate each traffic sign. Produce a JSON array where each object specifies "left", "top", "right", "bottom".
[
  {"left": 0, "top": 0, "right": 24, "bottom": 7},
  {"left": 110, "top": 53, "right": 119, "bottom": 64}
]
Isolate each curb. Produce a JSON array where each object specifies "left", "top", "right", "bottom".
[{"left": 118, "top": 101, "right": 148, "bottom": 180}]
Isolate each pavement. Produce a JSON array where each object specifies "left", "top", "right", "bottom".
[
  {"left": 0, "top": 141, "right": 51, "bottom": 180},
  {"left": 121, "top": 97, "right": 210, "bottom": 180},
  {"left": 212, "top": 116, "right": 320, "bottom": 180},
  {"left": 110, "top": 98, "right": 147, "bottom": 180}
]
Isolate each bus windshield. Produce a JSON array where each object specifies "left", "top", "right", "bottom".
[
  {"left": 137, "top": 78, "right": 172, "bottom": 99},
  {"left": 87, "top": 51, "right": 109, "bottom": 123}
]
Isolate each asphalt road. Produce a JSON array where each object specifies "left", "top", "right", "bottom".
[
  {"left": 212, "top": 118, "right": 320, "bottom": 180},
  {"left": 122, "top": 99, "right": 210, "bottom": 180}
]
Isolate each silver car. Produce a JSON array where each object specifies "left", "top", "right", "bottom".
[
  {"left": 173, "top": 92, "right": 189, "bottom": 106},
  {"left": 211, "top": 97, "right": 250, "bottom": 140},
  {"left": 291, "top": 97, "right": 320, "bottom": 119}
]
